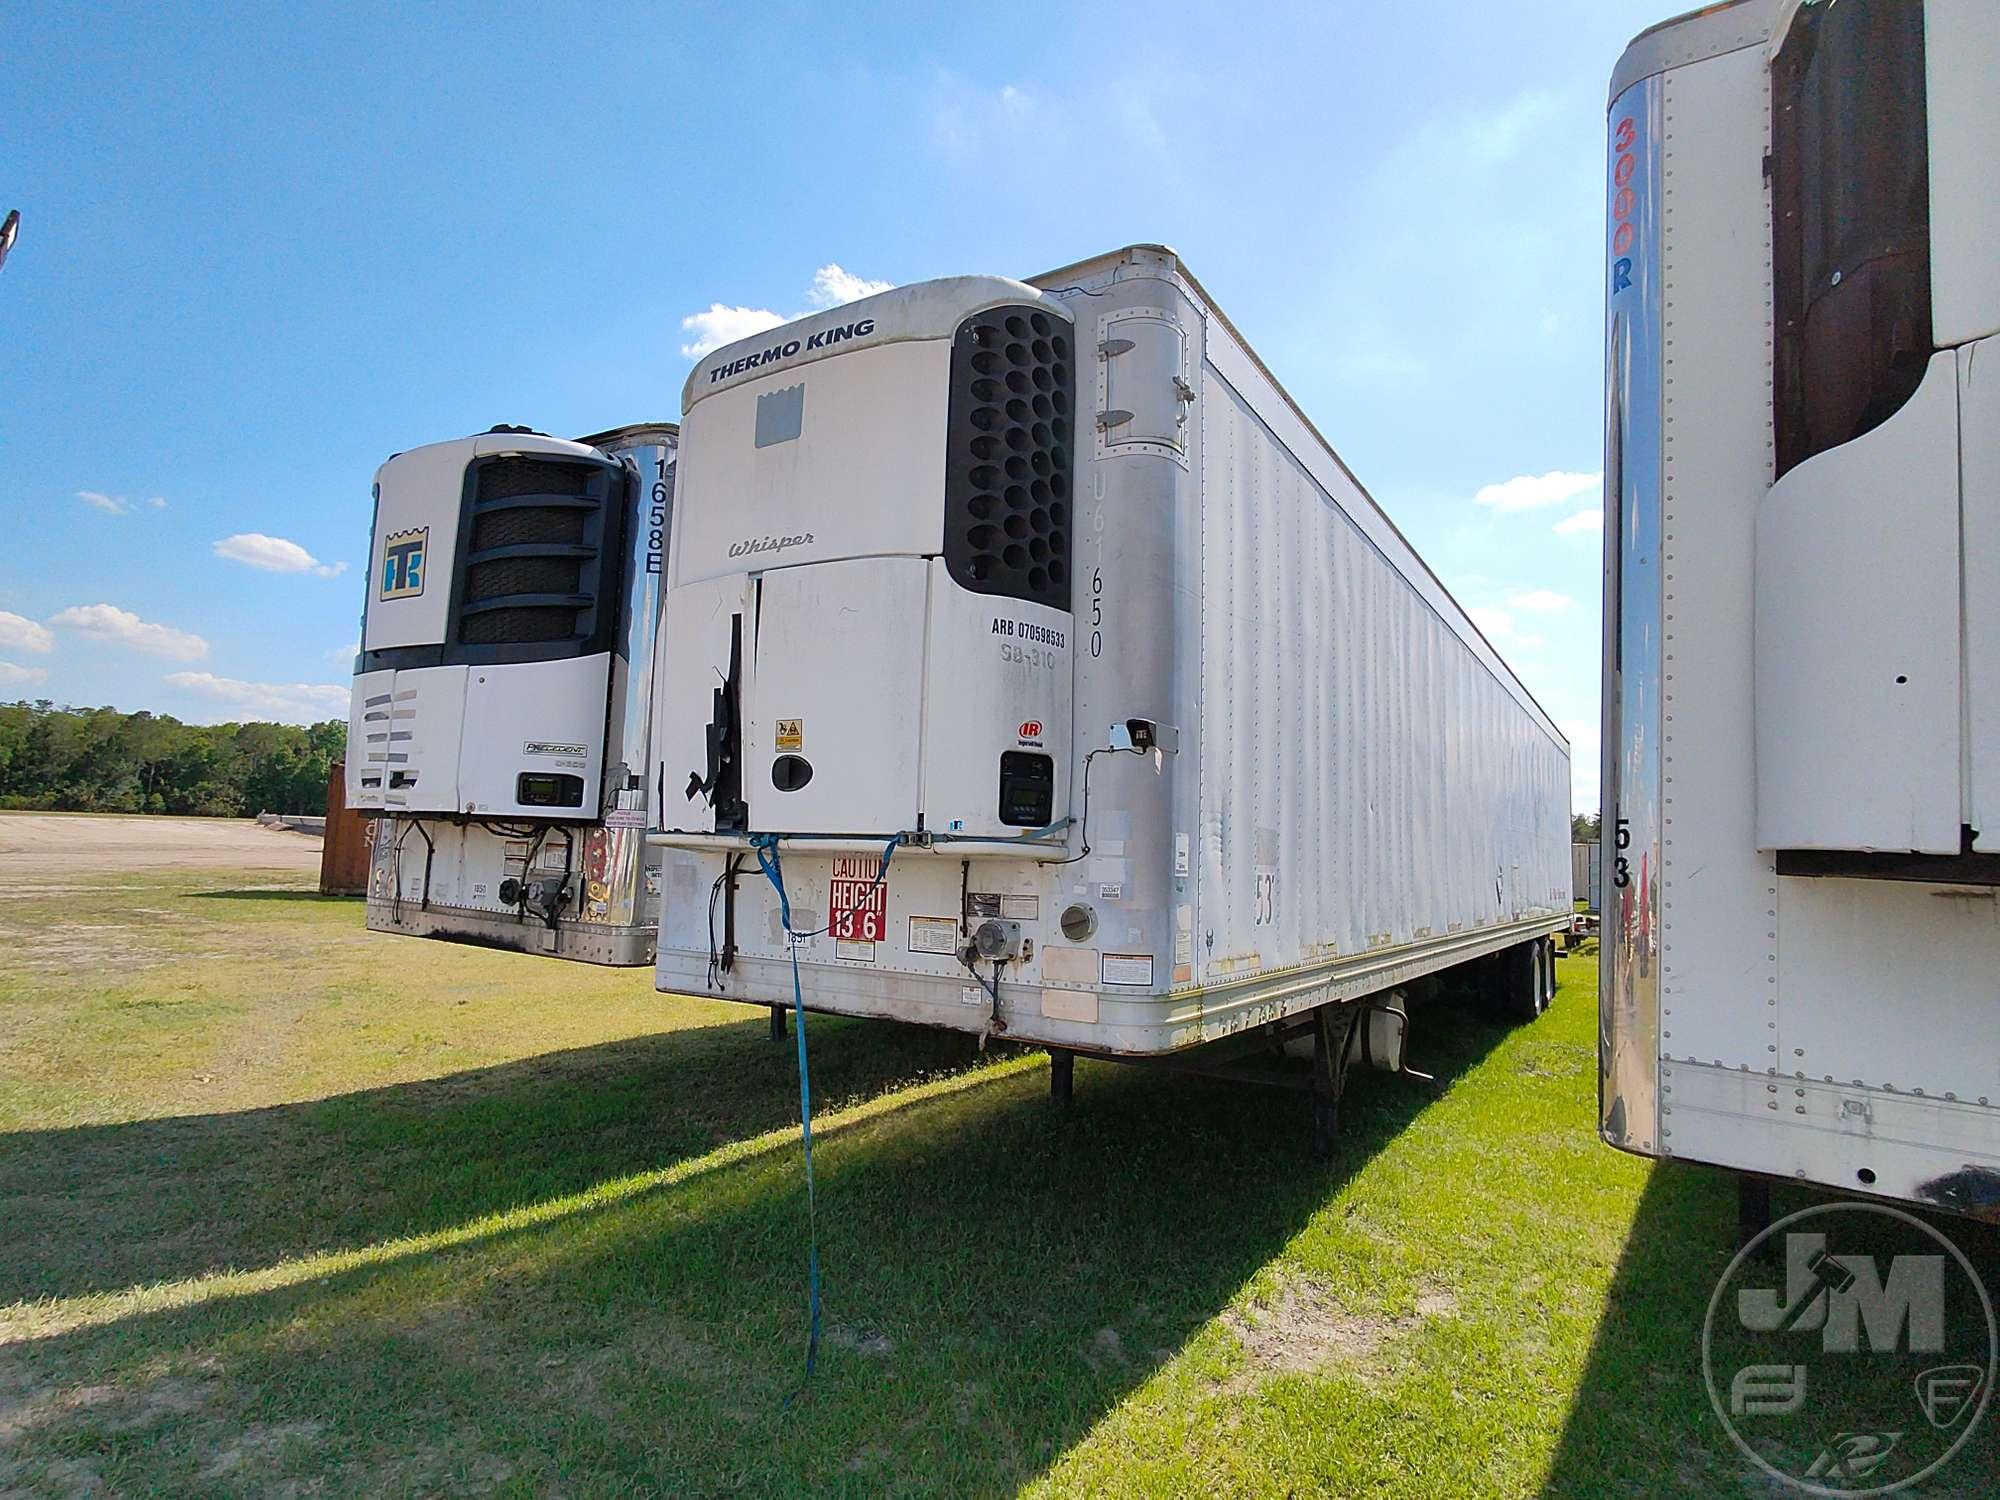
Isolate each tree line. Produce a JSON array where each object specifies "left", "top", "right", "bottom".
[
  {"left": 0, "top": 700, "right": 343, "bottom": 817},
  {"left": 0, "top": 695, "right": 1610, "bottom": 832}
]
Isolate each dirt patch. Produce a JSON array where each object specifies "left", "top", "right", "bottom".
[
  {"left": 0, "top": 920, "right": 178, "bottom": 974},
  {"left": 1081, "top": 1327, "right": 1127, "bottom": 1372},
  {"left": 824, "top": 1325, "right": 895, "bottom": 1358},
  {"left": 197, "top": 1418, "right": 328, "bottom": 1480},
  {"left": 0, "top": 814, "right": 321, "bottom": 879},
  {"left": 1221, "top": 1275, "right": 1459, "bottom": 1390},
  {"left": 0, "top": 1371, "right": 220, "bottom": 1448}
]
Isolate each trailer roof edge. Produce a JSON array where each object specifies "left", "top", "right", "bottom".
[
  {"left": 1608, "top": 0, "right": 1780, "bottom": 105},
  {"left": 1035, "top": 243, "right": 1571, "bottom": 756}
]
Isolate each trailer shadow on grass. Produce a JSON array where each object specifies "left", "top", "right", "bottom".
[
  {"left": 0, "top": 1011, "right": 988, "bottom": 1305},
  {"left": 1538, "top": 1164, "right": 2000, "bottom": 1497},
  {"left": 0, "top": 995, "right": 1521, "bottom": 1496}
]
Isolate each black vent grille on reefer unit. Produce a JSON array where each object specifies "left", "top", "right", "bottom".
[
  {"left": 456, "top": 455, "right": 625, "bottom": 651},
  {"left": 943, "top": 305, "right": 1075, "bottom": 612}
]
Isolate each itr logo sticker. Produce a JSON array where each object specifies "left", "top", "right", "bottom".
[
  {"left": 1702, "top": 1201, "right": 1995, "bottom": 1495},
  {"left": 381, "top": 528, "right": 427, "bottom": 600}
]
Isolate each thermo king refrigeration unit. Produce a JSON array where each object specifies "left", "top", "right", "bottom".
[
  {"left": 649, "top": 247, "right": 1572, "bottom": 1138},
  {"left": 347, "top": 422, "right": 676, "bottom": 965},
  {"left": 1601, "top": 0, "right": 2000, "bottom": 1215}
]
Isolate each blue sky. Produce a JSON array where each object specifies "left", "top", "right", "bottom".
[{"left": 1, "top": 0, "right": 1668, "bottom": 811}]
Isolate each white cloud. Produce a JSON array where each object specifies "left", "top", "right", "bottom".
[
  {"left": 680, "top": 263, "right": 897, "bottom": 359},
  {"left": 75, "top": 490, "right": 167, "bottom": 516},
  {"left": 0, "top": 661, "right": 50, "bottom": 687},
  {"left": 805, "top": 264, "right": 894, "bottom": 309},
  {"left": 0, "top": 611, "right": 56, "bottom": 654},
  {"left": 1474, "top": 470, "right": 1602, "bottom": 513},
  {"left": 165, "top": 671, "right": 350, "bottom": 724},
  {"left": 213, "top": 532, "right": 346, "bottom": 578},
  {"left": 1462, "top": 90, "right": 1563, "bottom": 166},
  {"left": 1468, "top": 606, "right": 1543, "bottom": 651},
  {"left": 1506, "top": 588, "right": 1573, "bottom": 613},
  {"left": 50, "top": 603, "right": 209, "bottom": 661},
  {"left": 325, "top": 640, "right": 360, "bottom": 668},
  {"left": 678, "top": 303, "right": 789, "bottom": 359},
  {"left": 1554, "top": 508, "right": 1604, "bottom": 536},
  {"left": 930, "top": 75, "right": 1045, "bottom": 155}
]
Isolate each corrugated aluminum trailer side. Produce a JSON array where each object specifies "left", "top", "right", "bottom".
[{"left": 1179, "top": 250, "right": 1572, "bottom": 1044}]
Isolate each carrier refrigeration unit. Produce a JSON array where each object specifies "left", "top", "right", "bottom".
[
  {"left": 651, "top": 246, "right": 1572, "bottom": 1146},
  {"left": 1602, "top": 0, "right": 2000, "bottom": 1216},
  {"left": 346, "top": 422, "right": 677, "bottom": 965}
]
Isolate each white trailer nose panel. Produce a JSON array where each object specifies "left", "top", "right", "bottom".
[
  {"left": 748, "top": 557, "right": 928, "bottom": 836},
  {"left": 655, "top": 572, "right": 754, "bottom": 834},
  {"left": 364, "top": 440, "right": 467, "bottom": 651},
  {"left": 380, "top": 664, "right": 467, "bottom": 813},
  {"left": 671, "top": 341, "right": 951, "bottom": 589},
  {"left": 921, "top": 568, "right": 1070, "bottom": 839},
  {"left": 657, "top": 278, "right": 1082, "bottom": 849},
  {"left": 345, "top": 668, "right": 394, "bottom": 808},
  {"left": 459, "top": 654, "right": 611, "bottom": 818}
]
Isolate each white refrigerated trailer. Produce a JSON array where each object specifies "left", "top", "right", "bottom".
[
  {"left": 346, "top": 422, "right": 678, "bottom": 965},
  {"left": 649, "top": 246, "right": 1572, "bottom": 1148},
  {"left": 1602, "top": 0, "right": 2000, "bottom": 1217}
]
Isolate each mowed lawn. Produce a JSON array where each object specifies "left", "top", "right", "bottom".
[{"left": 1, "top": 828, "right": 1996, "bottom": 1495}]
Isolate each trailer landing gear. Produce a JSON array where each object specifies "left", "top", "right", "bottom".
[
  {"left": 769, "top": 1003, "right": 787, "bottom": 1042},
  {"left": 1049, "top": 1049, "right": 1074, "bottom": 1106},
  {"left": 1311, "top": 1005, "right": 1360, "bottom": 1162},
  {"left": 1737, "top": 1174, "right": 1773, "bottom": 1253}
]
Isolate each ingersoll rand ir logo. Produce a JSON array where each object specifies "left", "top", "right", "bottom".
[
  {"left": 1702, "top": 1202, "right": 1995, "bottom": 1494},
  {"left": 380, "top": 528, "right": 427, "bottom": 600}
]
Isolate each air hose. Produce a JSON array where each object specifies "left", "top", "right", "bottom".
[{"left": 749, "top": 830, "right": 903, "bottom": 1397}]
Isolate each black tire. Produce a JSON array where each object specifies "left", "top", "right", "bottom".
[{"left": 1504, "top": 940, "right": 1545, "bottom": 1022}]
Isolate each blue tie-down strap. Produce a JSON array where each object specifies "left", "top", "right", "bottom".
[{"left": 749, "top": 831, "right": 902, "bottom": 1399}]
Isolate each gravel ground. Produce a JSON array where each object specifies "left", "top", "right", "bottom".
[{"left": 0, "top": 813, "right": 321, "bottom": 878}]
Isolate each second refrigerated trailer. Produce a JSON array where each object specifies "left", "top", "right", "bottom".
[
  {"left": 346, "top": 422, "right": 678, "bottom": 965},
  {"left": 649, "top": 245, "right": 1572, "bottom": 1140},
  {"left": 1601, "top": 0, "right": 2000, "bottom": 1218}
]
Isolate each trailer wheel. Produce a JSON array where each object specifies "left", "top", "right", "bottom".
[
  {"left": 1542, "top": 938, "right": 1558, "bottom": 1005},
  {"left": 1504, "top": 941, "right": 1545, "bottom": 1022}
]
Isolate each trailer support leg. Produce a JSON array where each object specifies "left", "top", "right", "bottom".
[
  {"left": 768, "top": 1003, "right": 787, "bottom": 1042},
  {"left": 1737, "top": 1174, "right": 1772, "bottom": 1253},
  {"left": 1049, "top": 1049, "right": 1074, "bottom": 1106},
  {"left": 1310, "top": 1005, "right": 1359, "bottom": 1162}
]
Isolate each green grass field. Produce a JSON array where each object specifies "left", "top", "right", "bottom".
[{"left": 1, "top": 846, "right": 1995, "bottom": 1496}]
